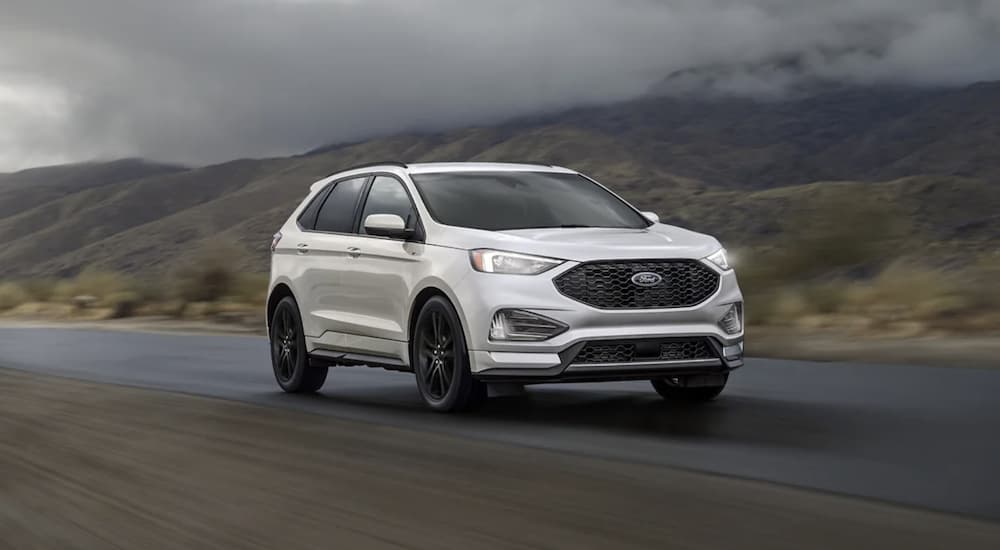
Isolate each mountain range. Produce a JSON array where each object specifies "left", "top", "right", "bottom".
[{"left": 1, "top": 82, "right": 998, "bottom": 278}]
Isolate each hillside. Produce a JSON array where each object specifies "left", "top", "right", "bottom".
[{"left": 0, "top": 83, "right": 998, "bottom": 278}]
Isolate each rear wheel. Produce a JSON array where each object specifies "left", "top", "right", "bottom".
[
  {"left": 270, "top": 297, "right": 327, "bottom": 393},
  {"left": 651, "top": 374, "right": 728, "bottom": 403},
  {"left": 412, "top": 296, "right": 486, "bottom": 413}
]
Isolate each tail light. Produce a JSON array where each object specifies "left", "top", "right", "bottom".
[{"left": 270, "top": 232, "right": 282, "bottom": 253}]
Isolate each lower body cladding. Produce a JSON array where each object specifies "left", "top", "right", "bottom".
[{"left": 471, "top": 335, "right": 742, "bottom": 384}]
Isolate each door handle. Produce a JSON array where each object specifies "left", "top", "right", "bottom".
[
  {"left": 347, "top": 246, "right": 361, "bottom": 258},
  {"left": 296, "top": 243, "right": 309, "bottom": 254}
]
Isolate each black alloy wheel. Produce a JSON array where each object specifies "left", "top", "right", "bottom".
[
  {"left": 412, "top": 296, "right": 486, "bottom": 412},
  {"left": 418, "top": 309, "right": 454, "bottom": 400},
  {"left": 270, "top": 296, "right": 327, "bottom": 393}
]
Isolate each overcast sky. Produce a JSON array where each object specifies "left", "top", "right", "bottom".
[{"left": 2, "top": 0, "right": 999, "bottom": 172}]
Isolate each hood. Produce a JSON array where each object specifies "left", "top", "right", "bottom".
[{"left": 429, "top": 223, "right": 721, "bottom": 262}]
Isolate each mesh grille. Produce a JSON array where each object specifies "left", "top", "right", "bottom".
[
  {"left": 573, "top": 338, "right": 716, "bottom": 364},
  {"left": 575, "top": 343, "right": 636, "bottom": 364},
  {"left": 659, "top": 339, "right": 714, "bottom": 361},
  {"left": 554, "top": 259, "right": 720, "bottom": 309}
]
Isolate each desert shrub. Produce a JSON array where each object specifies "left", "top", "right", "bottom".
[
  {"left": 231, "top": 273, "right": 269, "bottom": 305},
  {"left": 0, "top": 282, "right": 31, "bottom": 311},
  {"left": 968, "top": 253, "right": 1000, "bottom": 307},
  {"left": 745, "top": 194, "right": 910, "bottom": 286},
  {"left": 18, "top": 278, "right": 58, "bottom": 302},
  {"left": 105, "top": 291, "right": 142, "bottom": 319},
  {"left": 846, "top": 262, "right": 961, "bottom": 317},
  {"left": 797, "top": 281, "right": 846, "bottom": 314},
  {"left": 53, "top": 268, "right": 136, "bottom": 302},
  {"left": 172, "top": 241, "right": 249, "bottom": 303}
]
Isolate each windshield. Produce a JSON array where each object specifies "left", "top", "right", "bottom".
[{"left": 410, "top": 171, "right": 650, "bottom": 231}]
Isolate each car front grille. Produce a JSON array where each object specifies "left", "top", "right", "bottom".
[
  {"left": 573, "top": 338, "right": 716, "bottom": 364},
  {"left": 553, "top": 259, "right": 720, "bottom": 309}
]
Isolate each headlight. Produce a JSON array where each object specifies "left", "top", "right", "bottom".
[
  {"left": 470, "top": 249, "right": 564, "bottom": 275},
  {"left": 705, "top": 248, "right": 731, "bottom": 271}
]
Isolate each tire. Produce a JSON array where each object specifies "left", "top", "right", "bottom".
[
  {"left": 270, "top": 296, "right": 327, "bottom": 393},
  {"left": 651, "top": 374, "right": 728, "bottom": 403},
  {"left": 411, "top": 296, "right": 487, "bottom": 413}
]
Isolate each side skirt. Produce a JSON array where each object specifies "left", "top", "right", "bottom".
[{"left": 308, "top": 349, "right": 412, "bottom": 373}]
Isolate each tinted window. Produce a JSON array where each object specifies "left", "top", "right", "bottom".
[
  {"left": 411, "top": 172, "right": 649, "bottom": 231},
  {"left": 297, "top": 186, "right": 330, "bottom": 230},
  {"left": 360, "top": 176, "right": 416, "bottom": 235},
  {"left": 314, "top": 176, "right": 366, "bottom": 233}
]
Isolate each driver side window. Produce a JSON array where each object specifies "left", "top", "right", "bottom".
[{"left": 360, "top": 176, "right": 416, "bottom": 235}]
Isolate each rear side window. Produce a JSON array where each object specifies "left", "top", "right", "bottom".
[
  {"left": 297, "top": 187, "right": 330, "bottom": 230},
  {"left": 314, "top": 176, "right": 367, "bottom": 233}
]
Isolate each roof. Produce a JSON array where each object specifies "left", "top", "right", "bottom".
[
  {"left": 311, "top": 162, "right": 576, "bottom": 191},
  {"left": 406, "top": 162, "right": 576, "bottom": 174}
]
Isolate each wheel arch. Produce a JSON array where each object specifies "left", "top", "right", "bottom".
[
  {"left": 266, "top": 282, "right": 297, "bottom": 332},
  {"left": 406, "top": 285, "right": 472, "bottom": 364}
]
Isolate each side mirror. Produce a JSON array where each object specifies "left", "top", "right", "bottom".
[
  {"left": 364, "top": 214, "right": 414, "bottom": 239},
  {"left": 641, "top": 211, "right": 660, "bottom": 224}
]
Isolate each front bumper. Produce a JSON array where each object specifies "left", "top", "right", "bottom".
[
  {"left": 472, "top": 338, "right": 742, "bottom": 384},
  {"left": 450, "top": 259, "right": 744, "bottom": 382}
]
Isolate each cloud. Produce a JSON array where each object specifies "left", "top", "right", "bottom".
[{"left": 1, "top": 0, "right": 998, "bottom": 171}]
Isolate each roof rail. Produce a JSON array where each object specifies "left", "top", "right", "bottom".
[{"left": 329, "top": 161, "right": 408, "bottom": 176}]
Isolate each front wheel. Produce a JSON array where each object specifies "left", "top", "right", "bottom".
[
  {"left": 412, "top": 296, "right": 487, "bottom": 413},
  {"left": 270, "top": 296, "right": 327, "bottom": 393},
  {"left": 651, "top": 374, "right": 728, "bottom": 403}
]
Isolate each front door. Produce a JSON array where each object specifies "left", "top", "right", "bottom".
[{"left": 339, "top": 175, "right": 424, "bottom": 345}]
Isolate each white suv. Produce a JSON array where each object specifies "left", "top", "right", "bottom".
[{"left": 267, "top": 162, "right": 744, "bottom": 412}]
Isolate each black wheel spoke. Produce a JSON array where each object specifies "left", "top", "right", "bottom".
[
  {"left": 279, "top": 352, "right": 289, "bottom": 379},
  {"left": 417, "top": 306, "right": 462, "bottom": 401},
  {"left": 272, "top": 304, "right": 303, "bottom": 383},
  {"left": 436, "top": 366, "right": 446, "bottom": 398},
  {"left": 440, "top": 360, "right": 453, "bottom": 387},
  {"left": 421, "top": 333, "right": 435, "bottom": 352}
]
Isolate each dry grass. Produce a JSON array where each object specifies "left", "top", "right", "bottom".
[
  {"left": 745, "top": 260, "right": 998, "bottom": 333},
  {"left": 0, "top": 242, "right": 264, "bottom": 325},
  {"left": 0, "top": 282, "right": 31, "bottom": 311}
]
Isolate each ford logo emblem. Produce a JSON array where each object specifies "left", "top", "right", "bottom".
[{"left": 631, "top": 272, "right": 663, "bottom": 287}]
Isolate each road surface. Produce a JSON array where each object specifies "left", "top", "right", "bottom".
[{"left": 1, "top": 327, "right": 998, "bottom": 519}]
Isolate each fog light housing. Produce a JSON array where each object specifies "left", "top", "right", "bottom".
[
  {"left": 718, "top": 302, "right": 743, "bottom": 335},
  {"left": 490, "top": 309, "right": 568, "bottom": 341},
  {"left": 722, "top": 342, "right": 744, "bottom": 360}
]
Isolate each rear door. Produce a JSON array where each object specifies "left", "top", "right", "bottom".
[{"left": 295, "top": 175, "right": 369, "bottom": 338}]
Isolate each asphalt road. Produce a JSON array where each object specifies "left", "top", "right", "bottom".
[{"left": 1, "top": 327, "right": 998, "bottom": 520}]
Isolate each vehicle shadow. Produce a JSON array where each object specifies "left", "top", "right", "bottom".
[
  {"left": 269, "top": 379, "right": 885, "bottom": 454},
  {"left": 475, "top": 389, "right": 876, "bottom": 452}
]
